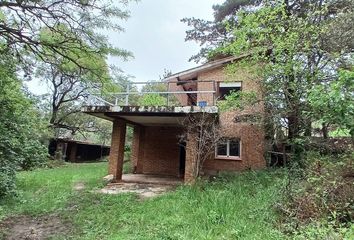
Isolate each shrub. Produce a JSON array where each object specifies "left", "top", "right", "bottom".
[
  {"left": 278, "top": 151, "right": 354, "bottom": 238},
  {"left": 0, "top": 57, "right": 48, "bottom": 198}
]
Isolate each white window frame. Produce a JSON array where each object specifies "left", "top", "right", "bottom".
[
  {"left": 218, "top": 82, "right": 242, "bottom": 100},
  {"left": 215, "top": 139, "right": 241, "bottom": 160},
  {"left": 219, "top": 82, "right": 242, "bottom": 88}
]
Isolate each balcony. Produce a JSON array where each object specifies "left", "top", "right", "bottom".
[{"left": 82, "top": 80, "right": 218, "bottom": 126}]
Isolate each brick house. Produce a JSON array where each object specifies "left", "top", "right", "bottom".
[{"left": 83, "top": 56, "right": 266, "bottom": 183}]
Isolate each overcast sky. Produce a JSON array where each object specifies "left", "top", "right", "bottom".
[{"left": 26, "top": 0, "right": 222, "bottom": 94}]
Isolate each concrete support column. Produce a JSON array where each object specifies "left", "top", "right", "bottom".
[
  {"left": 108, "top": 119, "right": 126, "bottom": 181},
  {"left": 131, "top": 125, "right": 145, "bottom": 174},
  {"left": 184, "top": 132, "right": 198, "bottom": 183}
]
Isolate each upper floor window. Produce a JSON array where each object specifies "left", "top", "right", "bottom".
[
  {"left": 218, "top": 82, "right": 242, "bottom": 100},
  {"left": 216, "top": 138, "right": 241, "bottom": 159}
]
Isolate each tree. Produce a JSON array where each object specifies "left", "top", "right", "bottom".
[
  {"left": 138, "top": 70, "right": 179, "bottom": 106},
  {"left": 308, "top": 68, "right": 354, "bottom": 140},
  {"left": 215, "top": 0, "right": 354, "bottom": 163},
  {"left": 180, "top": 113, "right": 222, "bottom": 179},
  {"left": 138, "top": 81, "right": 168, "bottom": 106},
  {"left": 181, "top": 0, "right": 260, "bottom": 62},
  {"left": 0, "top": 0, "right": 135, "bottom": 197},
  {"left": 36, "top": 39, "right": 117, "bottom": 136},
  {"left": 30, "top": 21, "right": 132, "bottom": 140},
  {"left": 0, "top": 52, "right": 47, "bottom": 197},
  {"left": 0, "top": 0, "right": 132, "bottom": 72}
]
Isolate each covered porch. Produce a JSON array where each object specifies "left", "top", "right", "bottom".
[{"left": 83, "top": 105, "right": 218, "bottom": 183}]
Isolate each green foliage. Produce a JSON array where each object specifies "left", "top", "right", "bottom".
[
  {"left": 138, "top": 81, "right": 169, "bottom": 106},
  {"left": 0, "top": 10, "right": 4, "bottom": 21},
  {"left": 213, "top": 0, "right": 259, "bottom": 22},
  {"left": 308, "top": 68, "right": 354, "bottom": 138},
  {"left": 36, "top": 25, "right": 125, "bottom": 139},
  {"left": 38, "top": 25, "right": 121, "bottom": 94},
  {"left": 182, "top": 0, "right": 260, "bottom": 62},
  {"left": 0, "top": 0, "right": 133, "bottom": 73},
  {"left": 138, "top": 94, "right": 167, "bottom": 106},
  {"left": 218, "top": 90, "right": 258, "bottom": 111},
  {"left": 216, "top": 0, "right": 354, "bottom": 161},
  {"left": 0, "top": 55, "right": 47, "bottom": 198},
  {"left": 292, "top": 222, "right": 354, "bottom": 240},
  {"left": 279, "top": 152, "right": 354, "bottom": 238},
  {"left": 74, "top": 115, "right": 113, "bottom": 145},
  {"left": 329, "top": 129, "right": 351, "bottom": 138}
]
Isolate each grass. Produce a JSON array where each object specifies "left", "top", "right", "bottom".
[{"left": 0, "top": 163, "right": 287, "bottom": 240}]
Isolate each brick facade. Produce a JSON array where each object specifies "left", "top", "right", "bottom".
[
  {"left": 130, "top": 126, "right": 183, "bottom": 177},
  {"left": 167, "top": 82, "right": 189, "bottom": 106},
  {"left": 197, "top": 67, "right": 266, "bottom": 174},
  {"left": 184, "top": 131, "right": 198, "bottom": 183},
  {"left": 143, "top": 126, "right": 182, "bottom": 176},
  {"left": 108, "top": 119, "right": 126, "bottom": 181},
  {"left": 107, "top": 62, "right": 266, "bottom": 183},
  {"left": 131, "top": 125, "right": 144, "bottom": 173}
]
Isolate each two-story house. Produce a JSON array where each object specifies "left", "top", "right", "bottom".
[{"left": 83, "top": 56, "right": 266, "bottom": 183}]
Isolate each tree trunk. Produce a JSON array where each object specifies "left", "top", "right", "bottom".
[{"left": 322, "top": 123, "right": 329, "bottom": 139}]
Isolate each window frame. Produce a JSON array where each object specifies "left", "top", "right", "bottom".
[
  {"left": 217, "top": 81, "right": 242, "bottom": 100},
  {"left": 215, "top": 138, "right": 241, "bottom": 160}
]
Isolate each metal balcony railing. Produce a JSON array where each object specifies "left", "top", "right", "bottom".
[{"left": 85, "top": 80, "right": 217, "bottom": 107}]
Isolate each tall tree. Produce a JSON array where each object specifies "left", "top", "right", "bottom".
[
  {"left": 181, "top": 0, "right": 260, "bottom": 62},
  {"left": 0, "top": 0, "right": 132, "bottom": 73},
  {"left": 0, "top": 51, "right": 47, "bottom": 197},
  {"left": 35, "top": 32, "right": 118, "bottom": 137},
  {"left": 214, "top": 0, "right": 354, "bottom": 163}
]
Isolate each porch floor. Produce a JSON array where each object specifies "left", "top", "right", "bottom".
[{"left": 121, "top": 174, "right": 183, "bottom": 185}]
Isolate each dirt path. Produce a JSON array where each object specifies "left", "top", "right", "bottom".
[{"left": 0, "top": 214, "right": 71, "bottom": 240}]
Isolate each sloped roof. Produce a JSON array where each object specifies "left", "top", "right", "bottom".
[{"left": 163, "top": 54, "right": 249, "bottom": 81}]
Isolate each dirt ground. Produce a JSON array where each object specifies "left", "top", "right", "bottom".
[
  {"left": 0, "top": 214, "right": 71, "bottom": 240},
  {"left": 98, "top": 183, "right": 175, "bottom": 199}
]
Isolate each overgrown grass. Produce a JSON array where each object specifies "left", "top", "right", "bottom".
[
  {"left": 0, "top": 162, "right": 107, "bottom": 217},
  {"left": 0, "top": 163, "right": 287, "bottom": 239}
]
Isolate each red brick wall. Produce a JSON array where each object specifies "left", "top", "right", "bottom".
[
  {"left": 108, "top": 119, "right": 126, "bottom": 181},
  {"left": 168, "top": 81, "right": 189, "bottom": 106},
  {"left": 141, "top": 126, "right": 183, "bottom": 177},
  {"left": 127, "top": 64, "right": 266, "bottom": 179},
  {"left": 184, "top": 131, "right": 198, "bottom": 183},
  {"left": 131, "top": 125, "right": 144, "bottom": 173},
  {"left": 203, "top": 122, "right": 265, "bottom": 173},
  {"left": 197, "top": 66, "right": 266, "bottom": 173},
  {"left": 168, "top": 81, "right": 198, "bottom": 106}
]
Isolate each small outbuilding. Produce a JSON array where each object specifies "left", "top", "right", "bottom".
[{"left": 48, "top": 138, "right": 110, "bottom": 162}]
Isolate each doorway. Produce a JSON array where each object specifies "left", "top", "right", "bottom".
[{"left": 179, "top": 141, "right": 186, "bottom": 177}]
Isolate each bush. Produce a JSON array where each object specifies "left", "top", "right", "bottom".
[
  {"left": 292, "top": 222, "right": 354, "bottom": 240},
  {"left": 0, "top": 161, "right": 17, "bottom": 197},
  {"left": 0, "top": 56, "right": 48, "bottom": 198},
  {"left": 19, "top": 139, "right": 48, "bottom": 171},
  {"left": 278, "top": 151, "right": 354, "bottom": 238}
]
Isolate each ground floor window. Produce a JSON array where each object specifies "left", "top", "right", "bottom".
[{"left": 216, "top": 138, "right": 241, "bottom": 159}]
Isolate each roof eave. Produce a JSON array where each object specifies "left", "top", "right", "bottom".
[{"left": 163, "top": 54, "right": 249, "bottom": 82}]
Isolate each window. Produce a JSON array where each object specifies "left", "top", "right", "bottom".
[
  {"left": 218, "top": 82, "right": 242, "bottom": 100},
  {"left": 216, "top": 139, "right": 241, "bottom": 159}
]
